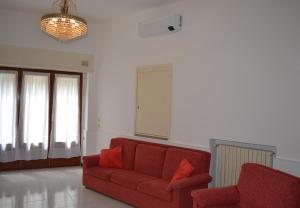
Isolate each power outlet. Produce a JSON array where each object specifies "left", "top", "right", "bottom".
[
  {"left": 81, "top": 61, "right": 89, "bottom": 67},
  {"left": 97, "top": 118, "right": 101, "bottom": 128}
]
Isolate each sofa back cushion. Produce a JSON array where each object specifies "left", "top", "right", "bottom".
[
  {"left": 238, "top": 163, "right": 300, "bottom": 208},
  {"left": 162, "top": 148, "right": 211, "bottom": 180},
  {"left": 110, "top": 138, "right": 138, "bottom": 170},
  {"left": 134, "top": 144, "right": 167, "bottom": 177}
]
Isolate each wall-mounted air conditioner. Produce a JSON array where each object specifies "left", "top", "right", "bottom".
[{"left": 138, "top": 14, "right": 182, "bottom": 38}]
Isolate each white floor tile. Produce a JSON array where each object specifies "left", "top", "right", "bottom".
[{"left": 0, "top": 167, "right": 133, "bottom": 208}]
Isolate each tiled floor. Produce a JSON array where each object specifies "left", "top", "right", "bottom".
[{"left": 0, "top": 167, "right": 132, "bottom": 208}]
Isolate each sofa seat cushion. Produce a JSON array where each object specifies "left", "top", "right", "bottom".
[
  {"left": 137, "top": 179, "right": 172, "bottom": 201},
  {"left": 85, "top": 167, "right": 123, "bottom": 181},
  {"left": 111, "top": 170, "right": 156, "bottom": 190}
]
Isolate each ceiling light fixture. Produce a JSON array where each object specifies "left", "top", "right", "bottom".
[{"left": 41, "top": 0, "right": 87, "bottom": 42}]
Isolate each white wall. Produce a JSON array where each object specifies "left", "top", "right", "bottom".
[
  {"left": 92, "top": 0, "right": 300, "bottom": 176},
  {"left": 0, "top": 44, "right": 94, "bottom": 72}
]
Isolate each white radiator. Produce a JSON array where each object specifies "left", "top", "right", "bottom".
[{"left": 210, "top": 139, "right": 276, "bottom": 187}]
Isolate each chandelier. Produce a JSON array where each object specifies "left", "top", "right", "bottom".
[{"left": 41, "top": 0, "right": 87, "bottom": 42}]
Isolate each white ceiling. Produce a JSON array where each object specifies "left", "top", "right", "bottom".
[{"left": 0, "top": 0, "right": 182, "bottom": 22}]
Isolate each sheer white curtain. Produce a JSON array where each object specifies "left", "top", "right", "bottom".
[
  {"left": 49, "top": 75, "right": 81, "bottom": 158},
  {"left": 0, "top": 72, "right": 17, "bottom": 162},
  {"left": 16, "top": 73, "right": 49, "bottom": 161}
]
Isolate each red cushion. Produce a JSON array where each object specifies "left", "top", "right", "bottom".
[
  {"left": 170, "top": 159, "right": 194, "bottom": 183},
  {"left": 238, "top": 163, "right": 300, "bottom": 208},
  {"left": 110, "top": 170, "right": 156, "bottom": 190},
  {"left": 85, "top": 167, "right": 124, "bottom": 181},
  {"left": 138, "top": 179, "right": 172, "bottom": 201},
  {"left": 99, "top": 146, "right": 123, "bottom": 168},
  {"left": 134, "top": 144, "right": 167, "bottom": 177},
  {"left": 110, "top": 138, "right": 138, "bottom": 170},
  {"left": 162, "top": 148, "right": 210, "bottom": 180}
]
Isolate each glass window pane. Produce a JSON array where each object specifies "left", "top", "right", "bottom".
[
  {"left": 0, "top": 72, "right": 17, "bottom": 149},
  {"left": 21, "top": 73, "right": 49, "bottom": 149},
  {"left": 53, "top": 75, "right": 80, "bottom": 148}
]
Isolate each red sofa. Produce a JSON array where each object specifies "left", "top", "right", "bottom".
[
  {"left": 83, "top": 138, "right": 212, "bottom": 208},
  {"left": 191, "top": 163, "right": 300, "bottom": 208}
]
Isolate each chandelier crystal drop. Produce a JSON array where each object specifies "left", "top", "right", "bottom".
[{"left": 41, "top": 0, "right": 87, "bottom": 42}]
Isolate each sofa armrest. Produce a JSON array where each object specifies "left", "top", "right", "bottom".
[
  {"left": 191, "top": 186, "right": 240, "bottom": 208},
  {"left": 167, "top": 173, "right": 212, "bottom": 191},
  {"left": 83, "top": 154, "right": 99, "bottom": 169}
]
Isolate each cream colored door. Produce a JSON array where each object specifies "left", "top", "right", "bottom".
[{"left": 135, "top": 64, "right": 171, "bottom": 139}]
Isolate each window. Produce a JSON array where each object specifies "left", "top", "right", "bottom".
[
  {"left": 20, "top": 73, "right": 49, "bottom": 149},
  {"left": 53, "top": 75, "right": 80, "bottom": 147},
  {"left": 0, "top": 72, "right": 17, "bottom": 156},
  {"left": 0, "top": 67, "right": 82, "bottom": 168},
  {"left": 49, "top": 75, "right": 81, "bottom": 158}
]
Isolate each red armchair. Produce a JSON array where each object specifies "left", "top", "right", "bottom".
[{"left": 191, "top": 163, "right": 300, "bottom": 208}]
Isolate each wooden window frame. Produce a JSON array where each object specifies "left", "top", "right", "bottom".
[{"left": 0, "top": 66, "right": 83, "bottom": 171}]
